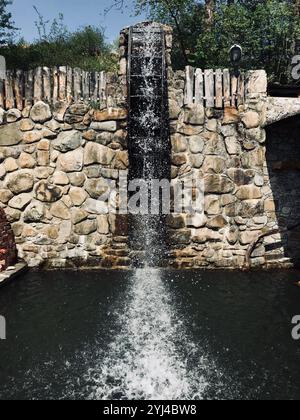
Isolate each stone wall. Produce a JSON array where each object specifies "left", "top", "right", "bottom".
[
  {"left": 1, "top": 22, "right": 300, "bottom": 270},
  {"left": 166, "top": 69, "right": 290, "bottom": 269},
  {"left": 0, "top": 96, "right": 130, "bottom": 269},
  {"left": 265, "top": 116, "right": 300, "bottom": 265}
]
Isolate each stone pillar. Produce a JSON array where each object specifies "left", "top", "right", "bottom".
[
  {"left": 245, "top": 70, "right": 268, "bottom": 124},
  {"left": 119, "top": 22, "right": 173, "bottom": 80}
]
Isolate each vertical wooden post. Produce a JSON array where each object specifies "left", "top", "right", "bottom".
[
  {"left": 0, "top": 57, "right": 5, "bottom": 109},
  {"left": 0, "top": 79, "right": 4, "bottom": 109},
  {"left": 194, "top": 69, "right": 204, "bottom": 106},
  {"left": 52, "top": 67, "right": 59, "bottom": 103},
  {"left": 33, "top": 67, "right": 42, "bottom": 103},
  {"left": 58, "top": 66, "right": 67, "bottom": 101},
  {"left": 223, "top": 69, "right": 231, "bottom": 108},
  {"left": 231, "top": 74, "right": 238, "bottom": 107},
  {"left": 99, "top": 71, "right": 106, "bottom": 105},
  {"left": 43, "top": 67, "right": 51, "bottom": 103},
  {"left": 184, "top": 66, "right": 194, "bottom": 105},
  {"left": 66, "top": 67, "right": 73, "bottom": 103},
  {"left": 204, "top": 69, "right": 214, "bottom": 108},
  {"left": 5, "top": 70, "right": 15, "bottom": 109},
  {"left": 73, "top": 68, "right": 82, "bottom": 102},
  {"left": 237, "top": 73, "right": 245, "bottom": 107},
  {"left": 25, "top": 70, "right": 34, "bottom": 107},
  {"left": 90, "top": 71, "right": 99, "bottom": 102},
  {"left": 215, "top": 69, "right": 223, "bottom": 109},
  {"left": 14, "top": 70, "right": 24, "bottom": 110},
  {"left": 82, "top": 71, "right": 90, "bottom": 101}
]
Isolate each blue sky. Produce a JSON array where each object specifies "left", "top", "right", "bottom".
[{"left": 8, "top": 0, "right": 145, "bottom": 43}]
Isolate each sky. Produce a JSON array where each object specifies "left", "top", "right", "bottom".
[{"left": 8, "top": 0, "right": 146, "bottom": 43}]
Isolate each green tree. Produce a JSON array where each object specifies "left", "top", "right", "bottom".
[
  {"left": 0, "top": 0, "right": 16, "bottom": 44},
  {"left": 128, "top": 0, "right": 300, "bottom": 83},
  {"left": 196, "top": 1, "right": 300, "bottom": 83},
  {"left": 134, "top": 0, "right": 205, "bottom": 67},
  {"left": 0, "top": 10, "right": 118, "bottom": 72}
]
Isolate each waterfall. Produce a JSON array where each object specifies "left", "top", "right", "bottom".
[
  {"left": 85, "top": 23, "right": 223, "bottom": 401},
  {"left": 128, "top": 22, "right": 171, "bottom": 267},
  {"left": 87, "top": 268, "right": 211, "bottom": 400}
]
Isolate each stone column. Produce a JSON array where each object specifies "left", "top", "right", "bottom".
[{"left": 119, "top": 22, "right": 173, "bottom": 79}]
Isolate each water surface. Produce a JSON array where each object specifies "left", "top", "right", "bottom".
[{"left": 0, "top": 269, "right": 300, "bottom": 400}]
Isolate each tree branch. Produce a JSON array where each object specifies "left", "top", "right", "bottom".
[{"left": 104, "top": 0, "right": 126, "bottom": 16}]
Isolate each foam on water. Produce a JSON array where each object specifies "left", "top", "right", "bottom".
[{"left": 86, "top": 268, "right": 215, "bottom": 400}]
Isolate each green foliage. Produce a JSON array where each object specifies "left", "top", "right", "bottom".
[
  {"left": 196, "top": 1, "right": 300, "bottom": 83},
  {"left": 0, "top": 0, "right": 17, "bottom": 45},
  {"left": 0, "top": 10, "right": 118, "bottom": 72},
  {"left": 88, "top": 100, "right": 102, "bottom": 110},
  {"left": 133, "top": 0, "right": 300, "bottom": 83}
]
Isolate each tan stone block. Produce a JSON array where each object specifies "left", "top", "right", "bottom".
[{"left": 18, "top": 152, "right": 35, "bottom": 169}]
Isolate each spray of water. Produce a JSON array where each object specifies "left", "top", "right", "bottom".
[
  {"left": 87, "top": 268, "right": 212, "bottom": 400},
  {"left": 85, "top": 23, "right": 223, "bottom": 400},
  {"left": 128, "top": 22, "right": 171, "bottom": 267}
]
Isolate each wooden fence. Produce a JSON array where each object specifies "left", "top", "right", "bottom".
[
  {"left": 0, "top": 65, "right": 246, "bottom": 111},
  {"left": 0, "top": 67, "right": 107, "bottom": 110},
  {"left": 184, "top": 66, "right": 245, "bottom": 108}
]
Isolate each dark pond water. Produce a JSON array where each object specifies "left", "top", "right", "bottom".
[{"left": 0, "top": 268, "right": 300, "bottom": 400}]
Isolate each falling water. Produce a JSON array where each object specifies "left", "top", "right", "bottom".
[
  {"left": 86, "top": 23, "right": 221, "bottom": 400},
  {"left": 128, "top": 22, "right": 171, "bottom": 267},
  {"left": 87, "top": 268, "right": 214, "bottom": 400}
]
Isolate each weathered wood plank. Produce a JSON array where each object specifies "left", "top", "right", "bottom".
[
  {"left": 58, "top": 66, "right": 67, "bottom": 101},
  {"left": 223, "top": 69, "right": 231, "bottom": 107},
  {"left": 73, "top": 68, "right": 82, "bottom": 102},
  {"left": 237, "top": 73, "right": 245, "bottom": 106},
  {"left": 52, "top": 67, "right": 59, "bottom": 102},
  {"left": 5, "top": 70, "right": 15, "bottom": 109},
  {"left": 90, "top": 71, "right": 98, "bottom": 102},
  {"left": 14, "top": 70, "right": 24, "bottom": 110},
  {"left": 231, "top": 74, "right": 238, "bottom": 107},
  {"left": 66, "top": 67, "right": 73, "bottom": 103},
  {"left": 42, "top": 67, "right": 51, "bottom": 103},
  {"left": 25, "top": 70, "right": 34, "bottom": 107},
  {"left": 204, "top": 69, "right": 214, "bottom": 108},
  {"left": 215, "top": 69, "right": 223, "bottom": 109},
  {"left": 0, "top": 56, "right": 6, "bottom": 81},
  {"left": 0, "top": 66, "right": 247, "bottom": 110},
  {"left": 99, "top": 71, "right": 106, "bottom": 104},
  {"left": 33, "top": 67, "right": 42, "bottom": 103},
  {"left": 194, "top": 69, "right": 204, "bottom": 105},
  {"left": 0, "top": 80, "right": 4, "bottom": 108},
  {"left": 184, "top": 66, "right": 194, "bottom": 105},
  {"left": 82, "top": 71, "right": 90, "bottom": 101}
]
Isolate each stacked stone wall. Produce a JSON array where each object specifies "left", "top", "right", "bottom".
[
  {"left": 0, "top": 98, "right": 129, "bottom": 269},
  {"left": 1, "top": 22, "right": 299, "bottom": 270},
  {"left": 166, "top": 69, "right": 289, "bottom": 269}
]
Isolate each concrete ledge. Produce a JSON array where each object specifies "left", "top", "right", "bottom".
[
  {"left": 0, "top": 261, "right": 28, "bottom": 288},
  {"left": 265, "top": 97, "right": 300, "bottom": 126}
]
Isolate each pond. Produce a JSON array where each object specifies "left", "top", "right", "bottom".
[{"left": 0, "top": 268, "right": 300, "bottom": 400}]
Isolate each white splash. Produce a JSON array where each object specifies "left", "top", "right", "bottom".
[
  {"left": 83, "top": 24, "right": 220, "bottom": 400},
  {"left": 86, "top": 268, "right": 210, "bottom": 400}
]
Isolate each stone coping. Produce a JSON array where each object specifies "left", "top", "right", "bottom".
[{"left": 0, "top": 260, "right": 28, "bottom": 288}]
